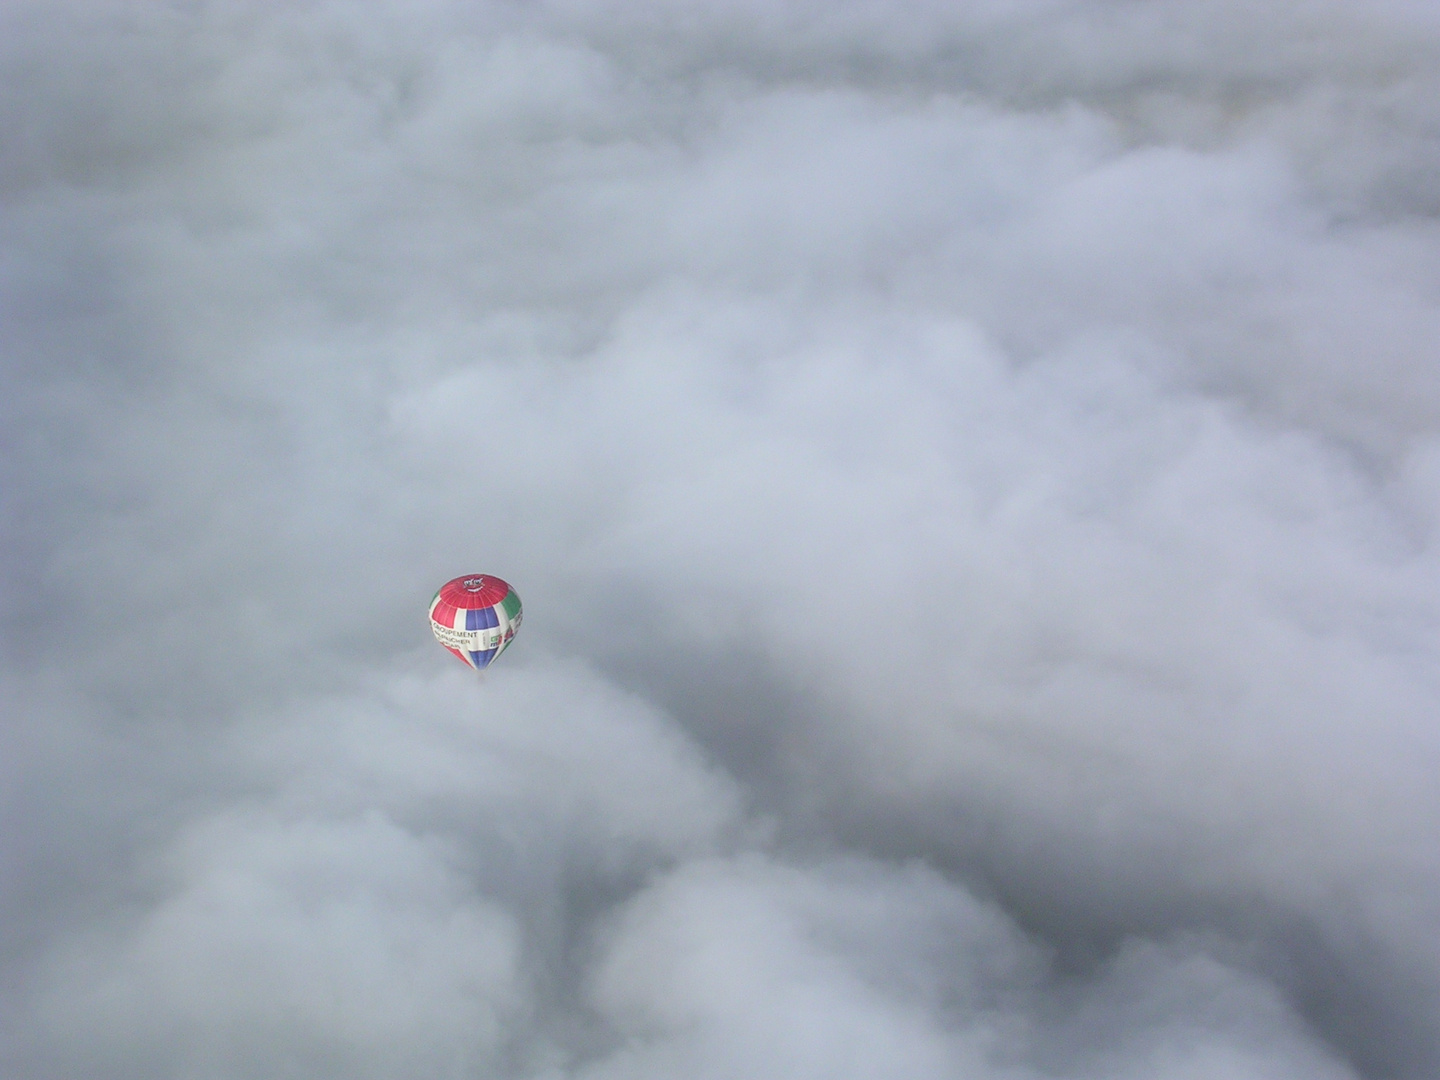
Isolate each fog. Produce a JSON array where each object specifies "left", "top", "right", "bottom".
[{"left": 4, "top": 2, "right": 1440, "bottom": 1077}]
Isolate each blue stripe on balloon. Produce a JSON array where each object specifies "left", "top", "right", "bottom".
[
  {"left": 467, "top": 607, "right": 499, "bottom": 630},
  {"left": 471, "top": 648, "right": 498, "bottom": 668}
]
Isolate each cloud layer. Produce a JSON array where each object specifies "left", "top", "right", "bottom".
[{"left": 4, "top": 2, "right": 1440, "bottom": 1077}]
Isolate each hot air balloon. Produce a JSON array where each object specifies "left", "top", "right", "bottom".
[{"left": 429, "top": 574, "right": 522, "bottom": 669}]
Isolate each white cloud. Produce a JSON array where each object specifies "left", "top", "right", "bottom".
[{"left": 4, "top": 1, "right": 1439, "bottom": 1076}]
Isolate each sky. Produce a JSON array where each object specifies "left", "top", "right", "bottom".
[{"left": 3, "top": 1, "right": 1440, "bottom": 1077}]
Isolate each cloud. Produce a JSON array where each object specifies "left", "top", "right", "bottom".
[
  {"left": 583, "top": 856, "right": 1355, "bottom": 1080},
  {"left": 21, "top": 661, "right": 740, "bottom": 1077},
  {"left": 3, "top": 1, "right": 1439, "bottom": 1077}
]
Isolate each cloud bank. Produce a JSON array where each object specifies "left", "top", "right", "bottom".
[{"left": 4, "top": 1, "right": 1440, "bottom": 1077}]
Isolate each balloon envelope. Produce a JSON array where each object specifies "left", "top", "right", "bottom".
[{"left": 429, "top": 574, "right": 522, "bottom": 670}]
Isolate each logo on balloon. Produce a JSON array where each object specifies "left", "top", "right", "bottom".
[{"left": 463, "top": 577, "right": 486, "bottom": 591}]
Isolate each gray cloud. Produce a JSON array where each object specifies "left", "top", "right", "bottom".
[{"left": 3, "top": 1, "right": 1439, "bottom": 1077}]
